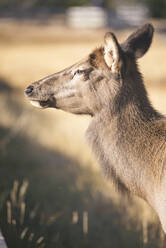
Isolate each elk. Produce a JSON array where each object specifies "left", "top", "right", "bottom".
[{"left": 25, "top": 24, "right": 166, "bottom": 233}]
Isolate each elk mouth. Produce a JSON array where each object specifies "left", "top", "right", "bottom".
[
  {"left": 25, "top": 86, "right": 56, "bottom": 109},
  {"left": 29, "top": 99, "right": 51, "bottom": 109}
]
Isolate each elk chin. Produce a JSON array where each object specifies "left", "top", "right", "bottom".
[{"left": 30, "top": 100, "right": 50, "bottom": 109}]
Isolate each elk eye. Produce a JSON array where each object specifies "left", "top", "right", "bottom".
[{"left": 74, "top": 69, "right": 83, "bottom": 75}]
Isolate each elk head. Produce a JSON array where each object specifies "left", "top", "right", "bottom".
[{"left": 25, "top": 24, "right": 154, "bottom": 116}]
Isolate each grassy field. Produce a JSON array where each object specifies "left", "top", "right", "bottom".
[{"left": 0, "top": 20, "right": 166, "bottom": 247}]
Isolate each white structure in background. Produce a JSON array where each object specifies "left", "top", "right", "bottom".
[
  {"left": 67, "top": 7, "right": 107, "bottom": 28},
  {"left": 0, "top": 231, "right": 7, "bottom": 248},
  {"left": 116, "top": 4, "right": 149, "bottom": 26}
]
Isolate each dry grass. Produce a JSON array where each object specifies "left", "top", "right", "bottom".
[{"left": 0, "top": 20, "right": 166, "bottom": 233}]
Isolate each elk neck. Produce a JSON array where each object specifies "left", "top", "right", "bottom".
[{"left": 86, "top": 69, "right": 164, "bottom": 202}]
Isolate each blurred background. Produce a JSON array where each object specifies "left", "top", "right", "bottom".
[{"left": 0, "top": 0, "right": 166, "bottom": 247}]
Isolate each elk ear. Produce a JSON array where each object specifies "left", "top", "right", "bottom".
[
  {"left": 104, "top": 32, "right": 121, "bottom": 73},
  {"left": 122, "top": 23, "right": 154, "bottom": 59}
]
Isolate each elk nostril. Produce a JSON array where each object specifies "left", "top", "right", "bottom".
[{"left": 25, "top": 85, "right": 34, "bottom": 95}]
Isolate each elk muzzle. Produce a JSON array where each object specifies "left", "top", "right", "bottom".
[{"left": 25, "top": 83, "right": 56, "bottom": 109}]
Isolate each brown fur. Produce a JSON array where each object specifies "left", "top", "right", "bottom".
[
  {"left": 25, "top": 24, "right": 166, "bottom": 233},
  {"left": 89, "top": 48, "right": 106, "bottom": 69}
]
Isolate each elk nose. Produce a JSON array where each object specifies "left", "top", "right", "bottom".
[{"left": 25, "top": 85, "right": 34, "bottom": 96}]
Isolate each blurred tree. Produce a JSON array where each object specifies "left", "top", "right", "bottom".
[
  {"left": 0, "top": 0, "right": 93, "bottom": 9},
  {"left": 144, "top": 0, "right": 166, "bottom": 18},
  {"left": 64, "top": 0, "right": 91, "bottom": 7},
  {"left": 106, "top": 0, "right": 166, "bottom": 17},
  {"left": 103, "top": 0, "right": 113, "bottom": 8},
  {"left": 0, "top": 0, "right": 166, "bottom": 17}
]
